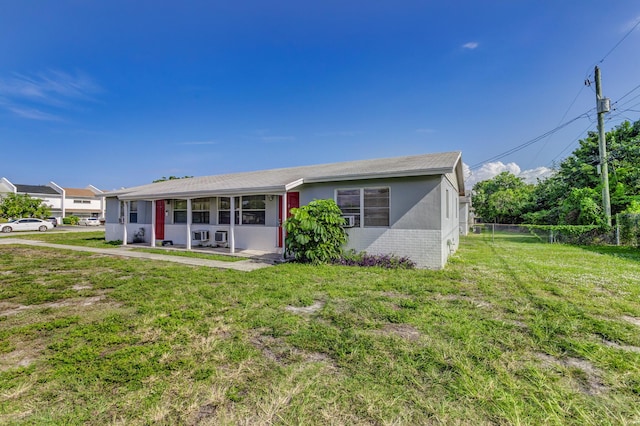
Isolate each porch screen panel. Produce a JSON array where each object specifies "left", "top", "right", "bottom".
[
  {"left": 363, "top": 188, "right": 389, "bottom": 227},
  {"left": 336, "top": 189, "right": 361, "bottom": 227}
]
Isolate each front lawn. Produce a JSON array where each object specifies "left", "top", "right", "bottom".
[{"left": 0, "top": 233, "right": 639, "bottom": 424}]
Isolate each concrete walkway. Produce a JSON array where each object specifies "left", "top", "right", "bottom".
[{"left": 0, "top": 238, "right": 275, "bottom": 272}]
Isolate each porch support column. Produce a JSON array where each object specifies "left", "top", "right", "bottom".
[
  {"left": 229, "top": 195, "right": 236, "bottom": 253},
  {"left": 281, "top": 192, "right": 287, "bottom": 259},
  {"left": 122, "top": 201, "right": 128, "bottom": 246},
  {"left": 150, "top": 200, "right": 156, "bottom": 248},
  {"left": 186, "top": 198, "right": 192, "bottom": 250}
]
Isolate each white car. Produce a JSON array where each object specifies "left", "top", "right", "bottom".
[
  {"left": 1, "top": 218, "right": 54, "bottom": 233},
  {"left": 78, "top": 217, "right": 101, "bottom": 226}
]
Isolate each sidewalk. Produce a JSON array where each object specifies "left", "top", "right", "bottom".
[{"left": 0, "top": 239, "right": 275, "bottom": 272}]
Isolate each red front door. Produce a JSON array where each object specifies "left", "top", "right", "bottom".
[
  {"left": 278, "top": 192, "right": 299, "bottom": 247},
  {"left": 155, "top": 200, "right": 165, "bottom": 240}
]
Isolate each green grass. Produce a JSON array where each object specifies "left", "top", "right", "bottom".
[
  {"left": 131, "top": 248, "right": 244, "bottom": 262},
  {"left": 15, "top": 231, "right": 242, "bottom": 262},
  {"left": 0, "top": 233, "right": 639, "bottom": 424},
  {"left": 15, "top": 231, "right": 120, "bottom": 248}
]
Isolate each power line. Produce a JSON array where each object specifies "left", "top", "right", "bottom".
[
  {"left": 598, "top": 18, "right": 640, "bottom": 65},
  {"left": 469, "top": 111, "right": 592, "bottom": 170},
  {"left": 548, "top": 122, "right": 596, "bottom": 166}
]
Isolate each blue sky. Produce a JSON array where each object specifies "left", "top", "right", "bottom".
[{"left": 1, "top": 1, "right": 639, "bottom": 190}]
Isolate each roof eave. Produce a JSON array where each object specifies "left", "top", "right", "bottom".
[
  {"left": 304, "top": 168, "right": 454, "bottom": 184},
  {"left": 116, "top": 185, "right": 288, "bottom": 200}
]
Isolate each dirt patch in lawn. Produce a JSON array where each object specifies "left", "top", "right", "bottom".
[
  {"left": 0, "top": 294, "right": 111, "bottom": 317},
  {"left": 536, "top": 353, "right": 607, "bottom": 395},
  {"left": 377, "top": 323, "right": 422, "bottom": 341},
  {"left": 250, "top": 332, "right": 333, "bottom": 367},
  {"left": 285, "top": 300, "right": 325, "bottom": 315},
  {"left": 435, "top": 294, "right": 494, "bottom": 309},
  {"left": 0, "top": 346, "right": 43, "bottom": 372},
  {"left": 622, "top": 316, "right": 640, "bottom": 327},
  {"left": 601, "top": 339, "right": 640, "bottom": 353}
]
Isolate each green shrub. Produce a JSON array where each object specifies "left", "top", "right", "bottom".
[
  {"left": 332, "top": 251, "right": 416, "bottom": 269},
  {"left": 284, "top": 199, "right": 347, "bottom": 264},
  {"left": 63, "top": 216, "right": 80, "bottom": 225}
]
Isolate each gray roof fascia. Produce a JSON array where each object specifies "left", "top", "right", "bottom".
[
  {"left": 285, "top": 178, "right": 304, "bottom": 191},
  {"left": 303, "top": 167, "right": 455, "bottom": 184},
  {"left": 116, "top": 184, "right": 288, "bottom": 200}
]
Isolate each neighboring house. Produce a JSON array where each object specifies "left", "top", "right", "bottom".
[
  {"left": 64, "top": 186, "right": 105, "bottom": 220},
  {"left": 0, "top": 178, "right": 63, "bottom": 218},
  {"left": 0, "top": 178, "right": 105, "bottom": 223},
  {"left": 104, "top": 151, "right": 467, "bottom": 269},
  {"left": 459, "top": 190, "right": 472, "bottom": 236}
]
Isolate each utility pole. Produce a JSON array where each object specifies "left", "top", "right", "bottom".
[{"left": 595, "top": 66, "right": 612, "bottom": 227}]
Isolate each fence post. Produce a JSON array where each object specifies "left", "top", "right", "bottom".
[{"left": 616, "top": 214, "right": 620, "bottom": 246}]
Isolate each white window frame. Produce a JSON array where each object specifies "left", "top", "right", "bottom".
[{"left": 335, "top": 187, "right": 390, "bottom": 228}]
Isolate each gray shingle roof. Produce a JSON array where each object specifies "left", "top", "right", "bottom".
[{"left": 110, "top": 151, "right": 463, "bottom": 200}]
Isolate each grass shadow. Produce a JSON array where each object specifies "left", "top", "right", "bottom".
[{"left": 577, "top": 244, "right": 640, "bottom": 262}]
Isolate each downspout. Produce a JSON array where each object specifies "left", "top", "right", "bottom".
[
  {"left": 229, "top": 196, "right": 235, "bottom": 253},
  {"left": 151, "top": 200, "right": 156, "bottom": 248},
  {"left": 186, "top": 198, "right": 192, "bottom": 250},
  {"left": 122, "top": 201, "right": 128, "bottom": 245},
  {"left": 281, "top": 192, "right": 287, "bottom": 260}
]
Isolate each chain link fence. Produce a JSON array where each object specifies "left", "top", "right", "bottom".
[{"left": 471, "top": 221, "right": 639, "bottom": 247}]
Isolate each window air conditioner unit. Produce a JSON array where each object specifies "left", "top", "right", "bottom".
[
  {"left": 214, "top": 231, "right": 228, "bottom": 245},
  {"left": 342, "top": 215, "right": 355, "bottom": 228},
  {"left": 193, "top": 230, "right": 210, "bottom": 241}
]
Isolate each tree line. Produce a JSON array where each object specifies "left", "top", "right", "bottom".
[{"left": 472, "top": 119, "right": 640, "bottom": 226}]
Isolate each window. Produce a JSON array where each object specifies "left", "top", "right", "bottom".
[
  {"left": 364, "top": 188, "right": 389, "bottom": 227},
  {"left": 129, "top": 201, "right": 138, "bottom": 223},
  {"left": 218, "top": 197, "right": 239, "bottom": 225},
  {"left": 173, "top": 200, "right": 187, "bottom": 223},
  {"left": 241, "top": 195, "right": 265, "bottom": 225},
  {"left": 336, "top": 187, "right": 389, "bottom": 227},
  {"left": 192, "top": 198, "right": 210, "bottom": 224},
  {"left": 218, "top": 196, "right": 265, "bottom": 225},
  {"left": 336, "top": 189, "right": 361, "bottom": 227}
]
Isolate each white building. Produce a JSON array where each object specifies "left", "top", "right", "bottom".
[{"left": 0, "top": 178, "right": 105, "bottom": 223}]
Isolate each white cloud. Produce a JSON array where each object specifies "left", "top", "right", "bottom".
[
  {"left": 0, "top": 69, "right": 101, "bottom": 120},
  {"left": 464, "top": 161, "right": 554, "bottom": 188},
  {"left": 518, "top": 166, "right": 555, "bottom": 183},
  {"left": 621, "top": 15, "right": 640, "bottom": 32},
  {"left": 462, "top": 42, "right": 479, "bottom": 50},
  {"left": 5, "top": 105, "right": 61, "bottom": 121}
]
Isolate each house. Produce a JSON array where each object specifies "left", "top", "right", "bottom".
[
  {"left": 459, "top": 190, "right": 472, "bottom": 236},
  {"left": 63, "top": 186, "right": 105, "bottom": 221},
  {"left": 104, "top": 151, "right": 467, "bottom": 269},
  {"left": 0, "top": 178, "right": 105, "bottom": 223}
]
